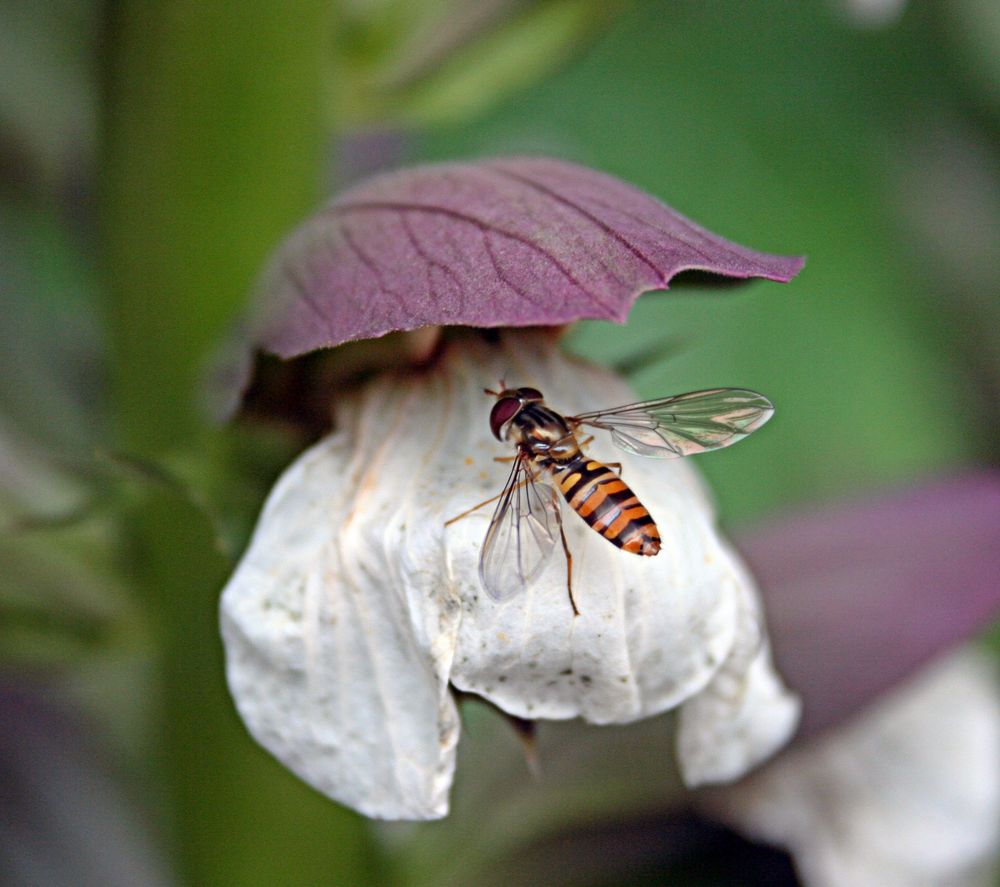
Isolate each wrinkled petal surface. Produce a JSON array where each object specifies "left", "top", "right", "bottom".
[
  {"left": 249, "top": 157, "right": 804, "bottom": 361},
  {"left": 221, "top": 333, "right": 797, "bottom": 818},
  {"left": 737, "top": 473, "right": 1000, "bottom": 737},
  {"left": 219, "top": 395, "right": 462, "bottom": 820},
  {"left": 703, "top": 650, "right": 1000, "bottom": 887}
]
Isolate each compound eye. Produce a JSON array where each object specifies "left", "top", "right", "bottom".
[
  {"left": 516, "top": 387, "right": 543, "bottom": 402},
  {"left": 489, "top": 397, "right": 521, "bottom": 440}
]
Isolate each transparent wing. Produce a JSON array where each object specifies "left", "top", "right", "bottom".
[
  {"left": 479, "top": 454, "right": 560, "bottom": 603},
  {"left": 571, "top": 388, "right": 774, "bottom": 459}
]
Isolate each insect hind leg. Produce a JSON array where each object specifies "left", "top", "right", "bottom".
[{"left": 554, "top": 509, "right": 579, "bottom": 616}]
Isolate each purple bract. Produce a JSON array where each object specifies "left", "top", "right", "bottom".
[
  {"left": 739, "top": 472, "right": 1000, "bottom": 738},
  {"left": 248, "top": 156, "right": 804, "bottom": 359}
]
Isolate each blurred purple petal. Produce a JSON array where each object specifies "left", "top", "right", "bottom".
[
  {"left": 0, "top": 682, "right": 174, "bottom": 887},
  {"left": 251, "top": 156, "right": 803, "bottom": 359},
  {"left": 738, "top": 472, "right": 1000, "bottom": 737}
]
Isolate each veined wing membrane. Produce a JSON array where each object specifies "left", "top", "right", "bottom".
[
  {"left": 479, "top": 454, "right": 560, "bottom": 602},
  {"left": 571, "top": 388, "right": 774, "bottom": 459}
]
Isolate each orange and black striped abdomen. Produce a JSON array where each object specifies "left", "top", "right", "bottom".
[{"left": 554, "top": 459, "right": 661, "bottom": 556}]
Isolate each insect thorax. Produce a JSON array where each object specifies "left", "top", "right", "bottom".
[{"left": 510, "top": 404, "right": 579, "bottom": 465}]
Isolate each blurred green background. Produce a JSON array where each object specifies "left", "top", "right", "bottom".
[{"left": 1, "top": 0, "right": 998, "bottom": 885}]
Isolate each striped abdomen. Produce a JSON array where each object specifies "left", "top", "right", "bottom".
[{"left": 552, "top": 458, "right": 661, "bottom": 556}]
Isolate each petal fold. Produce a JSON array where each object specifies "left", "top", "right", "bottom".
[{"left": 220, "top": 397, "right": 462, "bottom": 819}]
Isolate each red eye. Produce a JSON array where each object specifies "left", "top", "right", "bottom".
[
  {"left": 517, "top": 387, "right": 543, "bottom": 402},
  {"left": 489, "top": 397, "right": 521, "bottom": 440}
]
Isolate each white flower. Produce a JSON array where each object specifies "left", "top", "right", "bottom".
[
  {"left": 702, "top": 649, "right": 1000, "bottom": 887},
  {"left": 220, "top": 331, "right": 799, "bottom": 819}
]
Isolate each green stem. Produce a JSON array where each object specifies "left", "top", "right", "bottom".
[
  {"left": 101, "top": 2, "right": 379, "bottom": 883},
  {"left": 102, "top": 0, "right": 330, "bottom": 452}
]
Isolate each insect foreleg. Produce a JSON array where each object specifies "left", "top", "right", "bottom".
[
  {"left": 444, "top": 478, "right": 532, "bottom": 527},
  {"left": 445, "top": 453, "right": 541, "bottom": 528}
]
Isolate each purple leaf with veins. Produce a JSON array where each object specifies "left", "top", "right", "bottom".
[
  {"left": 738, "top": 472, "right": 1000, "bottom": 738},
  {"left": 250, "top": 156, "right": 803, "bottom": 358}
]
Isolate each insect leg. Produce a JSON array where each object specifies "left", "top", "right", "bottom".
[
  {"left": 575, "top": 429, "right": 624, "bottom": 475},
  {"left": 554, "top": 508, "right": 579, "bottom": 616},
  {"left": 444, "top": 478, "right": 532, "bottom": 526}
]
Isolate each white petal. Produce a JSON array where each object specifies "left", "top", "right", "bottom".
[
  {"left": 675, "top": 551, "right": 802, "bottom": 785},
  {"left": 221, "top": 384, "right": 465, "bottom": 820},
  {"left": 221, "top": 331, "right": 799, "bottom": 819},
  {"left": 702, "top": 649, "right": 1000, "bottom": 887},
  {"left": 445, "top": 338, "right": 765, "bottom": 729}
]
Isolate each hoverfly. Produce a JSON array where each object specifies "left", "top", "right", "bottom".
[{"left": 446, "top": 385, "right": 773, "bottom": 615}]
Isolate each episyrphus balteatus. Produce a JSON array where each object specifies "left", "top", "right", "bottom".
[{"left": 446, "top": 385, "right": 773, "bottom": 615}]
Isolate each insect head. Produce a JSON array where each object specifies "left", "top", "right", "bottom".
[{"left": 487, "top": 386, "right": 544, "bottom": 440}]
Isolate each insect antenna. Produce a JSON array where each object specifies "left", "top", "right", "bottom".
[{"left": 483, "top": 375, "right": 508, "bottom": 398}]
